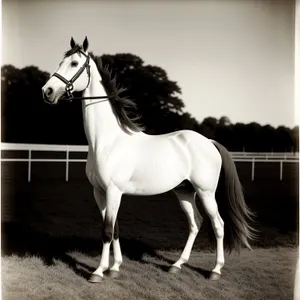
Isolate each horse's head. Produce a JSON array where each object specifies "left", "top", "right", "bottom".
[{"left": 42, "top": 36, "right": 91, "bottom": 104}]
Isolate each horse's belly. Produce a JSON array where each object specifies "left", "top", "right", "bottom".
[
  {"left": 125, "top": 155, "right": 189, "bottom": 195},
  {"left": 126, "top": 177, "right": 184, "bottom": 196}
]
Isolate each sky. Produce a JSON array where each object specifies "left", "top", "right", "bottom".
[{"left": 2, "top": 0, "right": 297, "bottom": 128}]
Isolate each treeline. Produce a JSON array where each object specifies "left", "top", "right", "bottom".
[{"left": 1, "top": 53, "right": 298, "bottom": 152}]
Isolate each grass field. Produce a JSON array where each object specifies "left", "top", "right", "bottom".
[
  {"left": 1, "top": 160, "right": 299, "bottom": 299},
  {"left": 2, "top": 247, "right": 298, "bottom": 300}
]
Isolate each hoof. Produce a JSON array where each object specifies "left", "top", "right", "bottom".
[
  {"left": 107, "top": 270, "right": 120, "bottom": 279},
  {"left": 209, "top": 271, "right": 221, "bottom": 281},
  {"left": 88, "top": 274, "right": 103, "bottom": 283},
  {"left": 168, "top": 266, "right": 181, "bottom": 274}
]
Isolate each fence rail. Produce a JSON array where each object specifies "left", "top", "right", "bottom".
[{"left": 1, "top": 143, "right": 299, "bottom": 182}]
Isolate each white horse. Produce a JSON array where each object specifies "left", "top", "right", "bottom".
[{"left": 42, "top": 37, "right": 255, "bottom": 283}]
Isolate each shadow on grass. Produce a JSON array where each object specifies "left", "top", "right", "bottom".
[
  {"left": 149, "top": 261, "right": 211, "bottom": 279},
  {"left": 1, "top": 221, "right": 211, "bottom": 280}
]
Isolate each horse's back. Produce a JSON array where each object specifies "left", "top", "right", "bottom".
[
  {"left": 137, "top": 129, "right": 222, "bottom": 175},
  {"left": 136, "top": 129, "right": 220, "bottom": 164}
]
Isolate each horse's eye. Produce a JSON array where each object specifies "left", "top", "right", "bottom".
[{"left": 71, "top": 61, "right": 78, "bottom": 67}]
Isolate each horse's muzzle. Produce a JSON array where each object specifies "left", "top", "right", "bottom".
[{"left": 42, "top": 88, "right": 55, "bottom": 104}]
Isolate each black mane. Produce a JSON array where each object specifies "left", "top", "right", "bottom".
[
  {"left": 64, "top": 44, "right": 83, "bottom": 58},
  {"left": 91, "top": 53, "right": 144, "bottom": 134},
  {"left": 64, "top": 45, "right": 144, "bottom": 134}
]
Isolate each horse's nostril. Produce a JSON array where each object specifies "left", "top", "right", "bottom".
[{"left": 46, "top": 87, "right": 53, "bottom": 97}]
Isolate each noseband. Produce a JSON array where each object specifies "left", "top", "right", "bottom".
[{"left": 52, "top": 50, "right": 109, "bottom": 102}]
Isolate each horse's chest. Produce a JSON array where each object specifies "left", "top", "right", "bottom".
[
  {"left": 86, "top": 155, "right": 110, "bottom": 189},
  {"left": 86, "top": 152, "right": 126, "bottom": 189}
]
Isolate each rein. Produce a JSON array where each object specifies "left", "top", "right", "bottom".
[
  {"left": 60, "top": 95, "right": 110, "bottom": 102},
  {"left": 53, "top": 50, "right": 109, "bottom": 102}
]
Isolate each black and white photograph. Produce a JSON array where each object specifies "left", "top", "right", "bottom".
[{"left": 1, "top": 0, "right": 299, "bottom": 299}]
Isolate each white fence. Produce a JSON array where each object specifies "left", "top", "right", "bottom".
[{"left": 1, "top": 143, "right": 299, "bottom": 182}]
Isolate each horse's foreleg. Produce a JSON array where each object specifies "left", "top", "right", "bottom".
[
  {"left": 169, "top": 189, "right": 203, "bottom": 273},
  {"left": 89, "top": 184, "right": 122, "bottom": 283},
  {"left": 89, "top": 187, "right": 106, "bottom": 282},
  {"left": 93, "top": 187, "right": 106, "bottom": 222}
]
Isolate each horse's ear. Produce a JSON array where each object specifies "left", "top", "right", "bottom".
[
  {"left": 70, "top": 37, "right": 76, "bottom": 49},
  {"left": 83, "top": 36, "right": 89, "bottom": 52}
]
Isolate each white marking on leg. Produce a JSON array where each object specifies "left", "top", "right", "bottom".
[
  {"left": 110, "top": 238, "right": 123, "bottom": 272},
  {"left": 93, "top": 242, "right": 110, "bottom": 277}
]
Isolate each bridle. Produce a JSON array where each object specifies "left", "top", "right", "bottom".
[{"left": 52, "top": 50, "right": 109, "bottom": 102}]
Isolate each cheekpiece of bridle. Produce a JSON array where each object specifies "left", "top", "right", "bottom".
[{"left": 52, "top": 50, "right": 109, "bottom": 102}]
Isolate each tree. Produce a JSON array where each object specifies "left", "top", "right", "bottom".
[
  {"left": 98, "top": 53, "right": 185, "bottom": 134},
  {"left": 260, "top": 125, "right": 276, "bottom": 152},
  {"left": 291, "top": 126, "right": 299, "bottom": 152},
  {"left": 1, "top": 65, "right": 50, "bottom": 142},
  {"left": 275, "top": 126, "right": 294, "bottom": 152},
  {"left": 219, "top": 116, "right": 231, "bottom": 127},
  {"left": 1, "top": 52, "right": 188, "bottom": 143},
  {"left": 1, "top": 64, "right": 89, "bottom": 144},
  {"left": 179, "top": 112, "right": 198, "bottom": 131},
  {"left": 214, "top": 116, "right": 232, "bottom": 149},
  {"left": 215, "top": 125, "right": 234, "bottom": 150},
  {"left": 231, "top": 123, "right": 246, "bottom": 151},
  {"left": 243, "top": 122, "right": 262, "bottom": 152},
  {"left": 2, "top": 57, "right": 297, "bottom": 152},
  {"left": 198, "top": 117, "right": 218, "bottom": 139}
]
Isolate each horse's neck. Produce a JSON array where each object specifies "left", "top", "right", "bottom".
[{"left": 81, "top": 65, "right": 123, "bottom": 152}]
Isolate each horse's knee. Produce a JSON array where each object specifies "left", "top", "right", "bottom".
[
  {"left": 102, "top": 218, "right": 119, "bottom": 243},
  {"left": 102, "top": 223, "right": 113, "bottom": 243}
]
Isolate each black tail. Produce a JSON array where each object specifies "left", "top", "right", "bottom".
[{"left": 211, "top": 140, "right": 257, "bottom": 253}]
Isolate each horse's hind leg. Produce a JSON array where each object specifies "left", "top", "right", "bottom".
[
  {"left": 169, "top": 188, "right": 203, "bottom": 273},
  {"left": 194, "top": 188, "right": 224, "bottom": 280}
]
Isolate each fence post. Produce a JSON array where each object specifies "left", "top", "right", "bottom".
[
  {"left": 28, "top": 150, "right": 31, "bottom": 182},
  {"left": 280, "top": 160, "right": 283, "bottom": 181},
  {"left": 251, "top": 158, "right": 255, "bottom": 181},
  {"left": 65, "top": 146, "right": 69, "bottom": 182}
]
